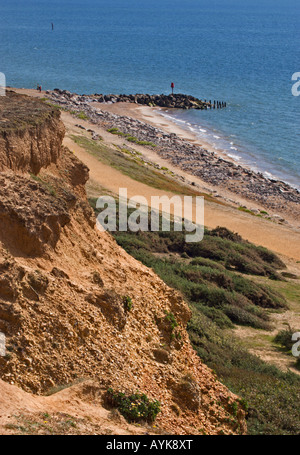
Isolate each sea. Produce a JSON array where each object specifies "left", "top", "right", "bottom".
[{"left": 0, "top": 0, "right": 299, "bottom": 188}]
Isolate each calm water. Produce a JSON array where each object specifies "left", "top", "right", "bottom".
[{"left": 0, "top": 0, "right": 299, "bottom": 187}]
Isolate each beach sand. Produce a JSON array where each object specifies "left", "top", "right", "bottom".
[
  {"left": 89, "top": 101, "right": 300, "bottom": 222},
  {"left": 12, "top": 88, "right": 300, "bottom": 264}
]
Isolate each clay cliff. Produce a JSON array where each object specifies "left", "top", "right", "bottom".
[{"left": 0, "top": 91, "right": 246, "bottom": 434}]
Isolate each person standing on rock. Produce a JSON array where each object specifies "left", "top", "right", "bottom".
[{"left": 171, "top": 82, "right": 174, "bottom": 95}]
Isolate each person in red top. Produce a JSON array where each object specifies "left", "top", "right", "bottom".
[{"left": 171, "top": 82, "right": 174, "bottom": 95}]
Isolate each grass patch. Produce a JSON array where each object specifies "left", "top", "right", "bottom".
[
  {"left": 29, "top": 174, "right": 57, "bottom": 197},
  {"left": 189, "top": 309, "right": 300, "bottom": 435},
  {"left": 4, "top": 412, "right": 103, "bottom": 435},
  {"left": 72, "top": 134, "right": 216, "bottom": 199},
  {"left": 238, "top": 206, "right": 256, "bottom": 215},
  {"left": 107, "top": 128, "right": 156, "bottom": 147},
  {"left": 77, "top": 111, "right": 88, "bottom": 120},
  {"left": 274, "top": 328, "right": 295, "bottom": 351}
]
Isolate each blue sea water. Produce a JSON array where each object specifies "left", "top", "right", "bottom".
[{"left": 0, "top": 0, "right": 299, "bottom": 188}]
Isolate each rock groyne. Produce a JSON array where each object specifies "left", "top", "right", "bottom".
[{"left": 53, "top": 89, "right": 227, "bottom": 110}]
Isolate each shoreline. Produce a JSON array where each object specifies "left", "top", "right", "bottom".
[
  {"left": 96, "top": 100, "right": 300, "bottom": 193},
  {"left": 13, "top": 87, "right": 298, "bottom": 195},
  {"left": 11, "top": 87, "right": 300, "bottom": 262},
  {"left": 79, "top": 98, "right": 300, "bottom": 225},
  {"left": 14, "top": 87, "right": 300, "bottom": 226},
  {"left": 157, "top": 108, "right": 300, "bottom": 192}
]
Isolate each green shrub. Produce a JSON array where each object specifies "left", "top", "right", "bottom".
[
  {"left": 135, "top": 140, "right": 156, "bottom": 147},
  {"left": 274, "top": 329, "right": 295, "bottom": 350},
  {"left": 107, "top": 128, "right": 119, "bottom": 133},
  {"left": 190, "top": 257, "right": 225, "bottom": 271},
  {"left": 105, "top": 389, "right": 161, "bottom": 423},
  {"left": 223, "top": 305, "right": 271, "bottom": 330},
  {"left": 231, "top": 275, "right": 286, "bottom": 309},
  {"left": 107, "top": 127, "right": 127, "bottom": 137},
  {"left": 193, "top": 303, "right": 234, "bottom": 328},
  {"left": 164, "top": 311, "right": 178, "bottom": 332},
  {"left": 123, "top": 295, "right": 133, "bottom": 312},
  {"left": 210, "top": 226, "right": 243, "bottom": 243},
  {"left": 112, "top": 228, "right": 285, "bottom": 330},
  {"left": 77, "top": 111, "right": 88, "bottom": 120}
]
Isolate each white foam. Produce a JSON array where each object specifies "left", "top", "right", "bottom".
[
  {"left": 264, "top": 171, "right": 276, "bottom": 179},
  {"left": 228, "top": 153, "right": 241, "bottom": 161}
]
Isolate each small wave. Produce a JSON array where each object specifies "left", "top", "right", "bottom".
[
  {"left": 264, "top": 171, "right": 276, "bottom": 179},
  {"left": 230, "top": 146, "right": 238, "bottom": 151},
  {"left": 199, "top": 128, "right": 207, "bottom": 133},
  {"left": 228, "top": 153, "right": 241, "bottom": 161},
  {"left": 173, "top": 118, "right": 186, "bottom": 124}
]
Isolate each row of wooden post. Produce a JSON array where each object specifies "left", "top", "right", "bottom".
[{"left": 204, "top": 100, "right": 227, "bottom": 109}]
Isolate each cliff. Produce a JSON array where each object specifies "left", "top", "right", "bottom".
[
  {"left": 0, "top": 91, "right": 65, "bottom": 174},
  {"left": 0, "top": 91, "right": 246, "bottom": 434}
]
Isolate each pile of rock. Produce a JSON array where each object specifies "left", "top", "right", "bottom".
[
  {"left": 94, "top": 93, "right": 212, "bottom": 109},
  {"left": 50, "top": 89, "right": 216, "bottom": 110}
]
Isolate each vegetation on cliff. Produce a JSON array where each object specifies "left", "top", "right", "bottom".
[{"left": 90, "top": 199, "right": 300, "bottom": 435}]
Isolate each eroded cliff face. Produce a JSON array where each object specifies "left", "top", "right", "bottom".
[
  {"left": 0, "top": 91, "right": 64, "bottom": 174},
  {"left": 0, "top": 92, "right": 246, "bottom": 435}
]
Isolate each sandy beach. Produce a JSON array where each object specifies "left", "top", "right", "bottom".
[{"left": 12, "top": 88, "right": 300, "bottom": 264}]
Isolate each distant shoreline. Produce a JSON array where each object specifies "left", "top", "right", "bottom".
[
  {"left": 12, "top": 87, "right": 300, "bottom": 229},
  {"left": 11, "top": 86, "right": 299, "bottom": 192},
  {"left": 156, "top": 108, "right": 300, "bottom": 193}
]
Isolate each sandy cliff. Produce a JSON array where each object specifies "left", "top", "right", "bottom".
[{"left": 0, "top": 91, "right": 246, "bottom": 434}]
